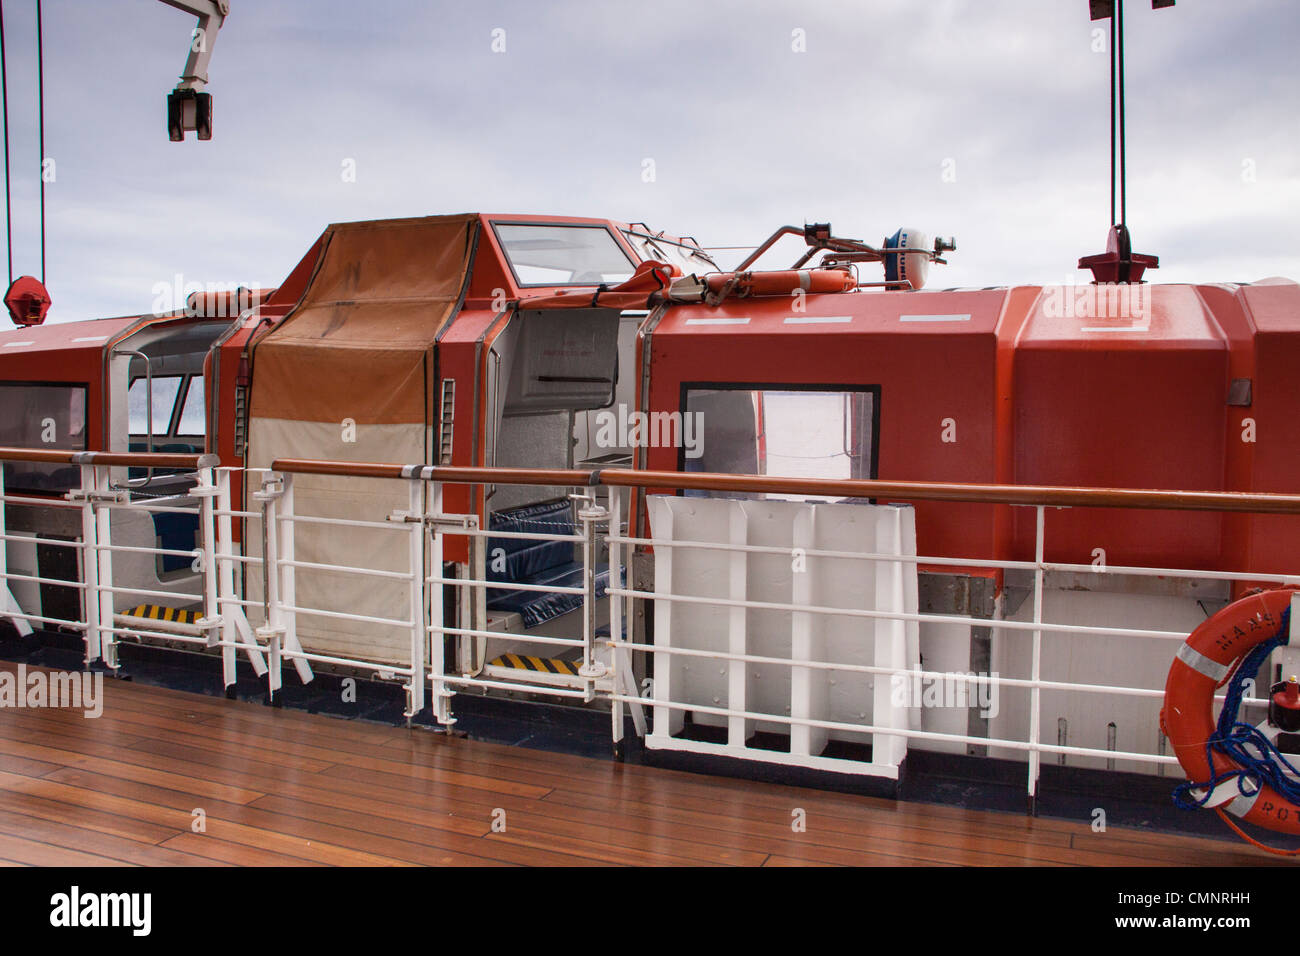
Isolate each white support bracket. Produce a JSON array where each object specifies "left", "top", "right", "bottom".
[
  {"left": 64, "top": 488, "right": 129, "bottom": 506},
  {"left": 387, "top": 510, "right": 480, "bottom": 533},
  {"left": 0, "top": 585, "right": 32, "bottom": 638},
  {"left": 257, "top": 624, "right": 285, "bottom": 695},
  {"left": 214, "top": 469, "right": 267, "bottom": 685}
]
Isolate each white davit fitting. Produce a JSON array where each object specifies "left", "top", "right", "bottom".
[{"left": 645, "top": 495, "right": 919, "bottom": 778}]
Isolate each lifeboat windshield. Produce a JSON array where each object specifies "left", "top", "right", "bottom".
[{"left": 493, "top": 222, "right": 636, "bottom": 287}]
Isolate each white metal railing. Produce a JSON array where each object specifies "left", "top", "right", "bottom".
[
  {"left": 5, "top": 447, "right": 1300, "bottom": 803},
  {"left": 0, "top": 450, "right": 267, "bottom": 678}
]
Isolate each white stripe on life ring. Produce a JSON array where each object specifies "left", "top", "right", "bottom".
[{"left": 1176, "top": 643, "right": 1231, "bottom": 683}]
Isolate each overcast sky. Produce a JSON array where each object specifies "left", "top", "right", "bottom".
[{"left": 0, "top": 0, "right": 1296, "bottom": 323}]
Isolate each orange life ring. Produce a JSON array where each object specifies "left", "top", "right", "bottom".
[{"left": 1161, "top": 587, "right": 1299, "bottom": 835}]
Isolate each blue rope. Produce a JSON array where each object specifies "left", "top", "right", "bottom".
[{"left": 1173, "top": 607, "right": 1296, "bottom": 810}]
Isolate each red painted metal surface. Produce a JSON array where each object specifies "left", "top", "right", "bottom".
[{"left": 641, "top": 277, "right": 1300, "bottom": 580}]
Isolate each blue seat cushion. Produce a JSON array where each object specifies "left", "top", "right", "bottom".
[
  {"left": 488, "top": 500, "right": 574, "bottom": 552},
  {"left": 152, "top": 512, "right": 197, "bottom": 572},
  {"left": 487, "top": 561, "right": 612, "bottom": 630},
  {"left": 487, "top": 499, "right": 576, "bottom": 586}
]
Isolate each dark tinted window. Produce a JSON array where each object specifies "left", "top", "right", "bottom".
[{"left": 0, "top": 383, "right": 88, "bottom": 493}]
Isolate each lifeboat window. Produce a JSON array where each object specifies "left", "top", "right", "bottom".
[
  {"left": 176, "top": 375, "right": 206, "bottom": 436},
  {"left": 128, "top": 375, "right": 183, "bottom": 437},
  {"left": 622, "top": 228, "right": 718, "bottom": 274},
  {"left": 493, "top": 222, "right": 635, "bottom": 287},
  {"left": 682, "top": 386, "right": 878, "bottom": 501},
  {"left": 0, "top": 382, "right": 88, "bottom": 493}
]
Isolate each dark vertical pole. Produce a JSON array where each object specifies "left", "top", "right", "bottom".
[
  {"left": 36, "top": 0, "right": 44, "bottom": 285},
  {"left": 0, "top": 0, "right": 11, "bottom": 287},
  {"left": 1117, "top": 0, "right": 1127, "bottom": 227},
  {"left": 1110, "top": 6, "right": 1117, "bottom": 226}
]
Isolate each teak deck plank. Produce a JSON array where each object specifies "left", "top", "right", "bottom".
[{"left": 0, "top": 662, "right": 1282, "bottom": 867}]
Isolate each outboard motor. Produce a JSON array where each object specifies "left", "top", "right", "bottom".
[{"left": 883, "top": 228, "right": 955, "bottom": 291}]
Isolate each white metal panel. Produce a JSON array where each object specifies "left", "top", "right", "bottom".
[
  {"left": 990, "top": 589, "right": 1205, "bottom": 774},
  {"left": 646, "top": 494, "right": 919, "bottom": 777},
  {"left": 3, "top": 531, "right": 40, "bottom": 624},
  {"left": 737, "top": 501, "right": 798, "bottom": 736}
]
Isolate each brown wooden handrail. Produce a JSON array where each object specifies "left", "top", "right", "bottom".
[
  {"left": 270, "top": 459, "right": 595, "bottom": 487},
  {"left": 266, "top": 457, "right": 1300, "bottom": 516},
  {"left": 0, "top": 446, "right": 216, "bottom": 469},
  {"left": 602, "top": 469, "right": 1300, "bottom": 515}
]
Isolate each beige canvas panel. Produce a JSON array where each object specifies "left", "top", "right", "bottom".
[{"left": 246, "top": 418, "right": 431, "bottom": 667}]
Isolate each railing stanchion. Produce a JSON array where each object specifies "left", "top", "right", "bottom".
[
  {"left": 608, "top": 485, "right": 625, "bottom": 747},
  {"left": 405, "top": 476, "right": 426, "bottom": 722},
  {"left": 192, "top": 465, "right": 222, "bottom": 652},
  {"left": 216, "top": 469, "right": 238, "bottom": 687},
  {"left": 216, "top": 468, "right": 268, "bottom": 683},
  {"left": 255, "top": 473, "right": 285, "bottom": 700},
  {"left": 1028, "top": 504, "right": 1046, "bottom": 811},
  {"left": 576, "top": 489, "right": 609, "bottom": 702},
  {"left": 280, "top": 473, "right": 313, "bottom": 684},
  {"left": 427, "top": 480, "right": 453, "bottom": 726},
  {"left": 75, "top": 462, "right": 101, "bottom": 666},
  {"left": 93, "top": 464, "right": 117, "bottom": 672}
]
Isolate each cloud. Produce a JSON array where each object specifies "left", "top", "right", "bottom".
[{"left": 0, "top": 0, "right": 1293, "bottom": 323}]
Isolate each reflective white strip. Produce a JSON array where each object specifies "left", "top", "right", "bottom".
[
  {"left": 783, "top": 315, "right": 852, "bottom": 325},
  {"left": 900, "top": 314, "right": 971, "bottom": 323},
  {"left": 797, "top": 270, "right": 811, "bottom": 291},
  {"left": 1225, "top": 782, "right": 1262, "bottom": 818},
  {"left": 685, "top": 317, "right": 750, "bottom": 326},
  {"left": 1175, "top": 643, "right": 1231, "bottom": 682},
  {"left": 1192, "top": 777, "right": 1259, "bottom": 811},
  {"left": 3, "top": 341, "right": 34, "bottom": 348},
  {"left": 72, "top": 335, "right": 108, "bottom": 343},
  {"left": 1080, "top": 324, "right": 1150, "bottom": 333}
]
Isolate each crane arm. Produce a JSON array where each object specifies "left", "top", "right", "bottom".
[{"left": 159, "top": 0, "right": 229, "bottom": 92}]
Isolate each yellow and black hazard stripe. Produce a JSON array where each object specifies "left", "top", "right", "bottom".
[
  {"left": 124, "top": 605, "right": 198, "bottom": 625},
  {"left": 489, "top": 653, "right": 584, "bottom": 676}
]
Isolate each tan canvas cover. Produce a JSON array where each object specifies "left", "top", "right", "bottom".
[
  {"left": 251, "top": 214, "right": 477, "bottom": 425},
  {"left": 246, "top": 215, "right": 477, "bottom": 665}
]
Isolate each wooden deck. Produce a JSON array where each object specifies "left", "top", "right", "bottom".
[{"left": 0, "top": 662, "right": 1280, "bottom": 867}]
